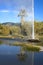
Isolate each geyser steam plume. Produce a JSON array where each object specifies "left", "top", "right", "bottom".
[{"left": 32, "top": 0, "right": 34, "bottom": 39}]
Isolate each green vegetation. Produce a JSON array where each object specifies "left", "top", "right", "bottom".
[
  {"left": 24, "top": 45, "right": 40, "bottom": 51},
  {"left": 0, "top": 21, "right": 43, "bottom": 40},
  {"left": 11, "top": 42, "right": 40, "bottom": 51},
  {"left": 0, "top": 22, "right": 43, "bottom": 51},
  {"left": 0, "top": 24, "right": 22, "bottom": 38},
  {"left": 0, "top": 41, "right": 2, "bottom": 44},
  {"left": 36, "top": 42, "right": 43, "bottom": 46},
  {"left": 34, "top": 21, "right": 43, "bottom": 39}
]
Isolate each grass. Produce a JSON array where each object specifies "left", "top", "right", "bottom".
[
  {"left": 0, "top": 35, "right": 14, "bottom": 38},
  {"left": 23, "top": 45, "right": 40, "bottom": 51},
  {"left": 0, "top": 35, "right": 42, "bottom": 51},
  {"left": 0, "top": 34, "right": 24, "bottom": 39},
  {"left": 36, "top": 42, "right": 43, "bottom": 46},
  {"left": 11, "top": 42, "right": 40, "bottom": 51},
  {"left": 36, "top": 36, "right": 43, "bottom": 46},
  {"left": 0, "top": 41, "right": 2, "bottom": 44}
]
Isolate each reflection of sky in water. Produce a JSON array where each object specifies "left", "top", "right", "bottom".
[
  {"left": 0, "top": 39, "right": 43, "bottom": 65},
  {"left": 0, "top": 44, "right": 43, "bottom": 65},
  {"left": 0, "top": 44, "right": 33, "bottom": 65},
  {"left": 0, "top": 45, "right": 20, "bottom": 54},
  {"left": 0, "top": 45, "right": 34, "bottom": 65},
  {"left": 0, "top": 38, "right": 27, "bottom": 45}
]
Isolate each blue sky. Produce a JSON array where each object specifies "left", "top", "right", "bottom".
[
  {"left": 0, "top": 0, "right": 43, "bottom": 23},
  {"left": 34, "top": 0, "right": 43, "bottom": 21}
]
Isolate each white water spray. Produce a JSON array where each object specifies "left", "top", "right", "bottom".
[
  {"left": 32, "top": 0, "right": 35, "bottom": 39},
  {"left": 32, "top": 20, "right": 34, "bottom": 39}
]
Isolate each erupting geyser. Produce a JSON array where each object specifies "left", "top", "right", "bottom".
[{"left": 18, "top": 0, "right": 40, "bottom": 42}]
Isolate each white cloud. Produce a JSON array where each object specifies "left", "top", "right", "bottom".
[
  {"left": 0, "top": 10, "right": 10, "bottom": 12},
  {"left": 0, "top": 10, "right": 19, "bottom": 13}
]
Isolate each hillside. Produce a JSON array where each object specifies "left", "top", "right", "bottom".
[
  {"left": 0, "top": 21, "right": 43, "bottom": 39},
  {"left": 2, "top": 22, "right": 20, "bottom": 26}
]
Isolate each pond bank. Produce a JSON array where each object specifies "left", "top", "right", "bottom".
[
  {"left": 0, "top": 36, "right": 16, "bottom": 39},
  {"left": 39, "top": 46, "right": 43, "bottom": 51},
  {"left": 0, "top": 37, "right": 43, "bottom": 51},
  {"left": 10, "top": 42, "right": 40, "bottom": 51}
]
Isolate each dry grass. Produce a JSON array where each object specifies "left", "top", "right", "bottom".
[{"left": 11, "top": 42, "right": 40, "bottom": 51}]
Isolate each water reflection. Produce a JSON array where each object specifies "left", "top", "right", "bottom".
[
  {"left": 0, "top": 39, "right": 34, "bottom": 65},
  {"left": 17, "top": 46, "right": 27, "bottom": 61},
  {"left": 0, "top": 39, "right": 43, "bottom": 65},
  {"left": 0, "top": 45, "right": 34, "bottom": 65},
  {"left": 17, "top": 50, "right": 34, "bottom": 65}
]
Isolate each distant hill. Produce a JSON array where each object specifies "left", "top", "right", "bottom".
[{"left": 2, "top": 22, "right": 21, "bottom": 26}]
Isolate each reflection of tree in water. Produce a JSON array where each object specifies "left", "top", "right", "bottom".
[
  {"left": 0, "top": 40, "right": 3, "bottom": 44},
  {"left": 17, "top": 46, "right": 34, "bottom": 65},
  {"left": 17, "top": 46, "right": 28, "bottom": 61}
]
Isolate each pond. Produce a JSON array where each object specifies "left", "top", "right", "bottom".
[{"left": 0, "top": 39, "right": 43, "bottom": 65}]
